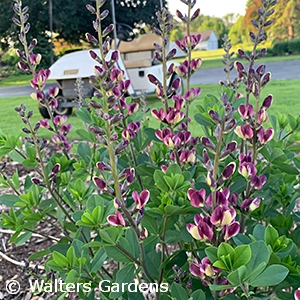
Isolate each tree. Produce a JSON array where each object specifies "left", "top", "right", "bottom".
[
  {"left": 228, "top": 16, "right": 248, "bottom": 45},
  {"left": 0, "top": 0, "right": 167, "bottom": 64},
  {"left": 271, "top": 0, "right": 300, "bottom": 40},
  {"left": 244, "top": 0, "right": 300, "bottom": 42},
  {"left": 196, "top": 16, "right": 227, "bottom": 47},
  {"left": 222, "top": 13, "right": 238, "bottom": 30}
]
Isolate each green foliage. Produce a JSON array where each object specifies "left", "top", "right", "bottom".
[{"left": 1, "top": 1, "right": 300, "bottom": 300}]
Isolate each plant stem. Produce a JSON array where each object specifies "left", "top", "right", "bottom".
[{"left": 185, "top": 2, "right": 192, "bottom": 131}]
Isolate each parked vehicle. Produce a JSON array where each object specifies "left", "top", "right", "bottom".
[{"left": 39, "top": 24, "right": 184, "bottom": 118}]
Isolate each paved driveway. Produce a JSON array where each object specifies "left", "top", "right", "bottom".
[{"left": 0, "top": 60, "right": 299, "bottom": 98}]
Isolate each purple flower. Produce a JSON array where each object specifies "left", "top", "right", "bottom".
[
  {"left": 30, "top": 91, "right": 44, "bottom": 101},
  {"left": 166, "top": 109, "right": 184, "bottom": 125},
  {"left": 191, "top": 8, "right": 200, "bottom": 21},
  {"left": 184, "top": 87, "right": 201, "bottom": 102},
  {"left": 294, "top": 289, "right": 300, "bottom": 300},
  {"left": 172, "top": 95, "right": 185, "bottom": 111},
  {"left": 107, "top": 210, "right": 125, "bottom": 227},
  {"left": 235, "top": 124, "right": 254, "bottom": 140},
  {"left": 140, "top": 227, "right": 148, "bottom": 239},
  {"left": 209, "top": 110, "right": 221, "bottom": 125},
  {"left": 175, "top": 63, "right": 188, "bottom": 77},
  {"left": 48, "top": 86, "right": 59, "bottom": 98},
  {"left": 178, "top": 149, "right": 196, "bottom": 163},
  {"left": 187, "top": 221, "right": 213, "bottom": 242},
  {"left": 211, "top": 207, "right": 236, "bottom": 226},
  {"left": 152, "top": 108, "right": 166, "bottom": 121},
  {"left": 238, "top": 104, "right": 254, "bottom": 119},
  {"left": 51, "top": 164, "right": 60, "bottom": 174},
  {"left": 238, "top": 162, "right": 257, "bottom": 179},
  {"left": 53, "top": 115, "right": 67, "bottom": 126},
  {"left": 155, "top": 128, "right": 171, "bottom": 141},
  {"left": 220, "top": 142, "right": 237, "bottom": 160},
  {"left": 29, "top": 53, "right": 42, "bottom": 65},
  {"left": 250, "top": 175, "right": 267, "bottom": 190},
  {"left": 96, "top": 161, "right": 111, "bottom": 172},
  {"left": 241, "top": 198, "right": 261, "bottom": 213},
  {"left": 261, "top": 72, "right": 271, "bottom": 87},
  {"left": 187, "top": 188, "right": 206, "bottom": 208},
  {"left": 60, "top": 124, "right": 72, "bottom": 135},
  {"left": 132, "top": 190, "right": 150, "bottom": 210},
  {"left": 262, "top": 94, "right": 273, "bottom": 109},
  {"left": 222, "top": 162, "right": 236, "bottom": 180},
  {"left": 223, "top": 221, "right": 240, "bottom": 241},
  {"left": 201, "top": 137, "right": 216, "bottom": 152},
  {"left": 93, "top": 177, "right": 107, "bottom": 190},
  {"left": 257, "top": 127, "right": 274, "bottom": 144},
  {"left": 148, "top": 74, "right": 159, "bottom": 85},
  {"left": 40, "top": 119, "right": 50, "bottom": 129}
]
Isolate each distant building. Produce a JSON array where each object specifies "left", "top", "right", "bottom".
[{"left": 195, "top": 30, "right": 218, "bottom": 50}]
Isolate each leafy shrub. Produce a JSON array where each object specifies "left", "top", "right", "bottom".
[
  {"left": 1, "top": 0, "right": 300, "bottom": 300},
  {"left": 272, "top": 40, "right": 290, "bottom": 55},
  {"left": 288, "top": 39, "right": 300, "bottom": 55}
]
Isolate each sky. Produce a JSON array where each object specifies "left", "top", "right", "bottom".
[{"left": 168, "top": 0, "right": 248, "bottom": 18}]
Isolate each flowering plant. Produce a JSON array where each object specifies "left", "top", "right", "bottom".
[{"left": 1, "top": 0, "right": 300, "bottom": 299}]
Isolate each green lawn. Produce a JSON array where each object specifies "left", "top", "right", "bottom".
[
  {"left": 0, "top": 79, "right": 299, "bottom": 140},
  {"left": 1, "top": 51, "right": 300, "bottom": 87}
]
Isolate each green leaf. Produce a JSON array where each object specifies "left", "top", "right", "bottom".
[
  {"left": 141, "top": 214, "right": 158, "bottom": 234},
  {"left": 136, "top": 164, "right": 157, "bottom": 177},
  {"left": 249, "top": 265, "right": 289, "bottom": 287},
  {"left": 227, "top": 265, "right": 247, "bottom": 286},
  {"left": 14, "top": 232, "right": 32, "bottom": 245},
  {"left": 28, "top": 248, "right": 50, "bottom": 260},
  {"left": 217, "top": 243, "right": 235, "bottom": 258},
  {"left": 270, "top": 148, "right": 286, "bottom": 163},
  {"left": 76, "top": 129, "right": 96, "bottom": 142},
  {"left": 104, "top": 238, "right": 133, "bottom": 262},
  {"left": 153, "top": 170, "right": 169, "bottom": 192},
  {"left": 245, "top": 241, "right": 270, "bottom": 273},
  {"left": 170, "top": 283, "right": 188, "bottom": 300},
  {"left": 205, "top": 246, "right": 218, "bottom": 263},
  {"left": 66, "top": 246, "right": 76, "bottom": 267},
  {"left": 164, "top": 176, "right": 175, "bottom": 190},
  {"left": 100, "top": 227, "right": 122, "bottom": 244},
  {"left": 52, "top": 251, "right": 69, "bottom": 268},
  {"left": 109, "top": 264, "right": 135, "bottom": 298},
  {"left": 91, "top": 248, "right": 107, "bottom": 273},
  {"left": 264, "top": 225, "right": 279, "bottom": 246},
  {"left": 66, "top": 269, "right": 79, "bottom": 284},
  {"left": 245, "top": 262, "right": 266, "bottom": 283},
  {"left": 0, "top": 194, "right": 20, "bottom": 207},
  {"left": 190, "top": 290, "right": 206, "bottom": 300},
  {"left": 166, "top": 164, "right": 182, "bottom": 176},
  {"left": 76, "top": 108, "right": 93, "bottom": 124},
  {"left": 77, "top": 142, "right": 92, "bottom": 164},
  {"left": 252, "top": 224, "right": 266, "bottom": 241},
  {"left": 210, "top": 284, "right": 236, "bottom": 291},
  {"left": 194, "top": 112, "right": 215, "bottom": 127},
  {"left": 233, "top": 245, "right": 251, "bottom": 268}
]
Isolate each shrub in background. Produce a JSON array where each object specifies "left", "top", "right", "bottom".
[{"left": 1, "top": 0, "right": 300, "bottom": 300}]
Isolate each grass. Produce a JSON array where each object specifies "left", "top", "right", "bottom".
[
  {"left": 0, "top": 79, "right": 299, "bottom": 141},
  {"left": 1, "top": 49, "right": 300, "bottom": 87}
]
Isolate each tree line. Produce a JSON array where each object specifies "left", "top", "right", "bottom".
[{"left": 1, "top": 0, "right": 299, "bottom": 68}]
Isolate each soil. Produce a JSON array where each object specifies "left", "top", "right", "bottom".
[{"left": 0, "top": 142, "right": 80, "bottom": 300}]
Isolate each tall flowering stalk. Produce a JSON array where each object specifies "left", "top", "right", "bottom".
[
  {"left": 175, "top": 0, "right": 201, "bottom": 130},
  {"left": 186, "top": 1, "right": 279, "bottom": 298},
  {"left": 85, "top": 0, "right": 153, "bottom": 282}
]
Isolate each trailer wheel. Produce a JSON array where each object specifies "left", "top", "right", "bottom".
[
  {"left": 169, "top": 74, "right": 184, "bottom": 97},
  {"left": 53, "top": 95, "right": 73, "bottom": 116},
  {"left": 38, "top": 95, "right": 72, "bottom": 118},
  {"left": 38, "top": 104, "right": 50, "bottom": 119}
]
